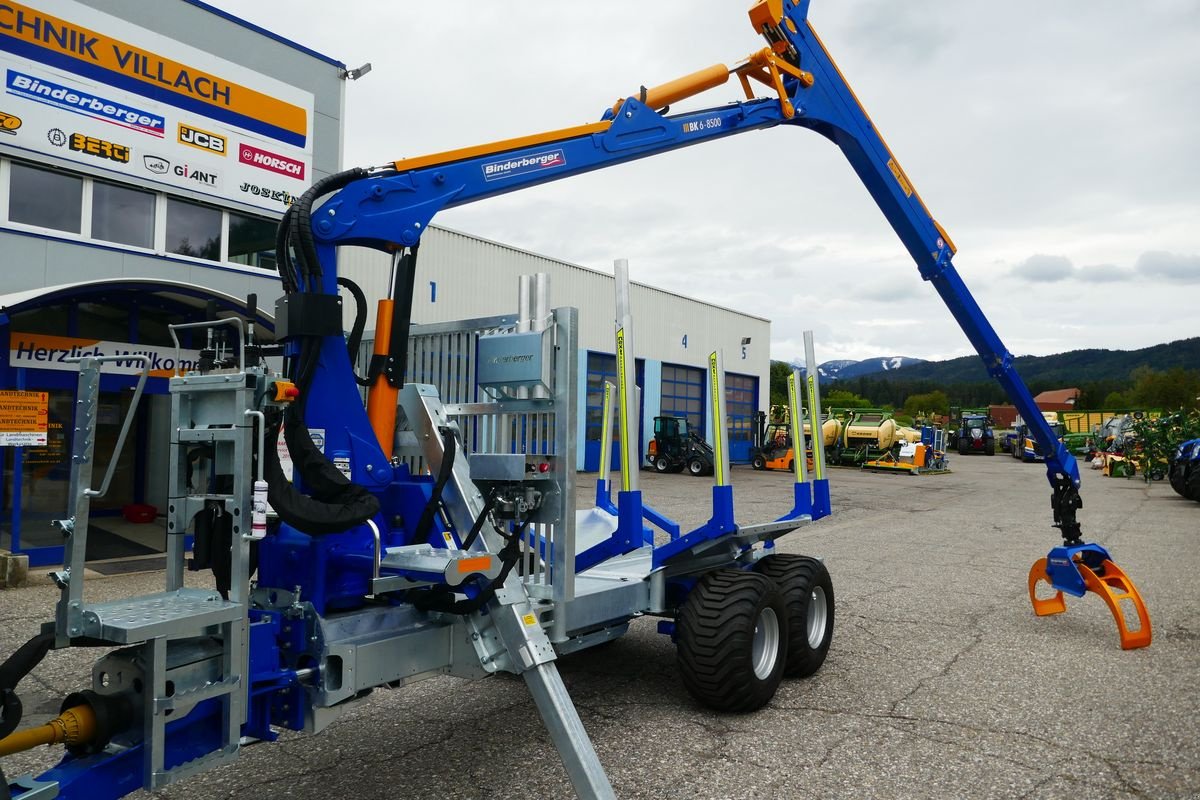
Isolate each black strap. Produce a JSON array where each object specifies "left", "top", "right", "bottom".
[
  {"left": 0, "top": 630, "right": 54, "bottom": 740},
  {"left": 413, "top": 427, "right": 456, "bottom": 544}
]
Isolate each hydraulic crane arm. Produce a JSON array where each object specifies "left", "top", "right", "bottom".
[
  {"left": 302, "top": 0, "right": 1084, "bottom": 543},
  {"left": 274, "top": 0, "right": 1146, "bottom": 647}
]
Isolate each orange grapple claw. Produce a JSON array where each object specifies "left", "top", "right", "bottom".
[{"left": 1028, "top": 552, "right": 1152, "bottom": 650}]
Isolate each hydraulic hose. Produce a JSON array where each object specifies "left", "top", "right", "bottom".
[{"left": 336, "top": 276, "right": 372, "bottom": 386}]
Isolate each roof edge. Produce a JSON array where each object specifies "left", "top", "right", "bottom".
[{"left": 179, "top": 0, "right": 346, "bottom": 69}]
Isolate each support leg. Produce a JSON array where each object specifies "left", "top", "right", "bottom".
[{"left": 523, "top": 662, "right": 615, "bottom": 800}]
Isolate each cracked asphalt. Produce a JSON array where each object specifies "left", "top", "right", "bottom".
[{"left": 2, "top": 454, "right": 1197, "bottom": 798}]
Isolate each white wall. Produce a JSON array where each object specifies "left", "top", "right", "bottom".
[{"left": 337, "top": 225, "right": 770, "bottom": 395}]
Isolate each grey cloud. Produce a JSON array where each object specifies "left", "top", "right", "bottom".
[
  {"left": 1082, "top": 263, "right": 1133, "bottom": 283},
  {"left": 1135, "top": 251, "right": 1200, "bottom": 283},
  {"left": 1011, "top": 254, "right": 1075, "bottom": 283},
  {"left": 207, "top": 0, "right": 1200, "bottom": 362}
]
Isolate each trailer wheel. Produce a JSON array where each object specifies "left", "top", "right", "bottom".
[
  {"left": 753, "top": 554, "right": 834, "bottom": 678},
  {"left": 688, "top": 457, "right": 707, "bottom": 476},
  {"left": 752, "top": 455, "right": 766, "bottom": 470},
  {"left": 655, "top": 456, "right": 671, "bottom": 473},
  {"left": 676, "top": 570, "right": 788, "bottom": 712}
]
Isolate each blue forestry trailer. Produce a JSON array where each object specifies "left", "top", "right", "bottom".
[{"left": 0, "top": 2, "right": 1151, "bottom": 798}]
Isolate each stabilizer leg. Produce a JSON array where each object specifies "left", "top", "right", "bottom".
[{"left": 523, "top": 663, "right": 616, "bottom": 800}]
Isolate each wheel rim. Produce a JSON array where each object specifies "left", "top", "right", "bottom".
[
  {"left": 751, "top": 607, "right": 780, "bottom": 679},
  {"left": 807, "top": 586, "right": 829, "bottom": 649}
]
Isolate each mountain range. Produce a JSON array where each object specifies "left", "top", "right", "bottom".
[
  {"left": 795, "top": 356, "right": 927, "bottom": 381},
  {"left": 789, "top": 338, "right": 1199, "bottom": 386}
]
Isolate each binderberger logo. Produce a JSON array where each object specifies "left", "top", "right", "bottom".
[{"left": 482, "top": 149, "right": 565, "bottom": 182}]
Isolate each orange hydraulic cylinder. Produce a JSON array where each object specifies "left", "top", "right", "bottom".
[
  {"left": 366, "top": 298, "right": 398, "bottom": 459},
  {"left": 613, "top": 63, "right": 730, "bottom": 114}
]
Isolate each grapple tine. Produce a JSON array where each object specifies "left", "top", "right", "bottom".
[
  {"left": 1078, "top": 560, "right": 1152, "bottom": 650},
  {"left": 1027, "top": 558, "right": 1066, "bottom": 616}
]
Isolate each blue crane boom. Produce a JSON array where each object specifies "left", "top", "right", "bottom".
[{"left": 307, "top": 0, "right": 1087, "bottom": 544}]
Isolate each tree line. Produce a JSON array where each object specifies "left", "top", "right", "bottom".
[{"left": 769, "top": 361, "right": 1200, "bottom": 416}]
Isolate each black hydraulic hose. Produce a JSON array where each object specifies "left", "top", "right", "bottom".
[
  {"left": 336, "top": 276, "right": 372, "bottom": 386},
  {"left": 293, "top": 168, "right": 368, "bottom": 285},
  {"left": 409, "top": 518, "right": 530, "bottom": 615},
  {"left": 461, "top": 491, "right": 499, "bottom": 552},
  {"left": 0, "top": 630, "right": 55, "bottom": 740},
  {"left": 262, "top": 410, "right": 380, "bottom": 535},
  {"left": 274, "top": 204, "right": 298, "bottom": 294}
]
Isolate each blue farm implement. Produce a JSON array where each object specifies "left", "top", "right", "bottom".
[{"left": 0, "top": 2, "right": 1151, "bottom": 798}]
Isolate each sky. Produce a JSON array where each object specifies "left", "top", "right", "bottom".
[{"left": 207, "top": 0, "right": 1200, "bottom": 365}]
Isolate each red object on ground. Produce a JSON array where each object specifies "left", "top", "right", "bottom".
[{"left": 122, "top": 504, "right": 158, "bottom": 524}]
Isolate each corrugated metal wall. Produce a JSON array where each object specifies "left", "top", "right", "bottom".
[{"left": 337, "top": 224, "right": 771, "bottom": 391}]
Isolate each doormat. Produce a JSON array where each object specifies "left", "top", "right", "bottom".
[
  {"left": 88, "top": 555, "right": 167, "bottom": 576},
  {"left": 86, "top": 525, "right": 158, "bottom": 562}
]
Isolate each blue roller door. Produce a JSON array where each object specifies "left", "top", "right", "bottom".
[
  {"left": 584, "top": 352, "right": 643, "bottom": 472},
  {"left": 725, "top": 372, "right": 758, "bottom": 463}
]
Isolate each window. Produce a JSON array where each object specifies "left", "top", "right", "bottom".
[
  {"left": 585, "top": 352, "right": 619, "bottom": 445},
  {"left": 166, "top": 198, "right": 221, "bottom": 260},
  {"left": 92, "top": 181, "right": 155, "bottom": 248},
  {"left": 661, "top": 363, "right": 705, "bottom": 432},
  {"left": 8, "top": 162, "right": 82, "bottom": 233},
  {"left": 228, "top": 212, "right": 277, "bottom": 269},
  {"left": 3, "top": 157, "right": 281, "bottom": 269}
]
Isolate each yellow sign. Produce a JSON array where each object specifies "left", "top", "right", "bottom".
[
  {"left": 0, "top": 109, "right": 21, "bottom": 133},
  {"left": 0, "top": 390, "right": 49, "bottom": 446},
  {"left": 69, "top": 131, "right": 129, "bottom": 163},
  {"left": 0, "top": 1, "right": 306, "bottom": 144},
  {"left": 178, "top": 122, "right": 226, "bottom": 155},
  {"left": 708, "top": 352, "right": 725, "bottom": 486},
  {"left": 616, "top": 328, "right": 630, "bottom": 491},
  {"left": 887, "top": 158, "right": 914, "bottom": 198}
]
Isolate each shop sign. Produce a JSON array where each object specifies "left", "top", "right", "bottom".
[
  {"left": 0, "top": 0, "right": 314, "bottom": 212},
  {"left": 10, "top": 332, "right": 200, "bottom": 378},
  {"left": 0, "top": 390, "right": 48, "bottom": 446}
]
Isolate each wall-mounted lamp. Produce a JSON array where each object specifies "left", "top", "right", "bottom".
[{"left": 340, "top": 63, "right": 373, "bottom": 81}]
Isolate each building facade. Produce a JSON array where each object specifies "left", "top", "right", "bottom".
[
  {"left": 0, "top": 0, "right": 346, "bottom": 564},
  {"left": 337, "top": 227, "right": 772, "bottom": 472},
  {"left": 0, "top": 1, "right": 771, "bottom": 567}
]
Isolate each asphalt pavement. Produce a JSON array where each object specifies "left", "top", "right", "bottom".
[{"left": 1, "top": 454, "right": 1197, "bottom": 799}]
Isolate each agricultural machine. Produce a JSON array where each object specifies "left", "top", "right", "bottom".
[
  {"left": 955, "top": 413, "right": 996, "bottom": 456},
  {"left": 1169, "top": 438, "right": 1200, "bottom": 501},
  {"left": 1008, "top": 411, "right": 1065, "bottom": 462},
  {"left": 0, "top": 2, "right": 1153, "bottom": 798},
  {"left": 647, "top": 416, "right": 715, "bottom": 476},
  {"left": 750, "top": 411, "right": 796, "bottom": 471},
  {"left": 819, "top": 409, "right": 923, "bottom": 467}
]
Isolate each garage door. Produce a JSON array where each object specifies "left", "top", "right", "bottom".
[{"left": 725, "top": 372, "right": 758, "bottom": 463}]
